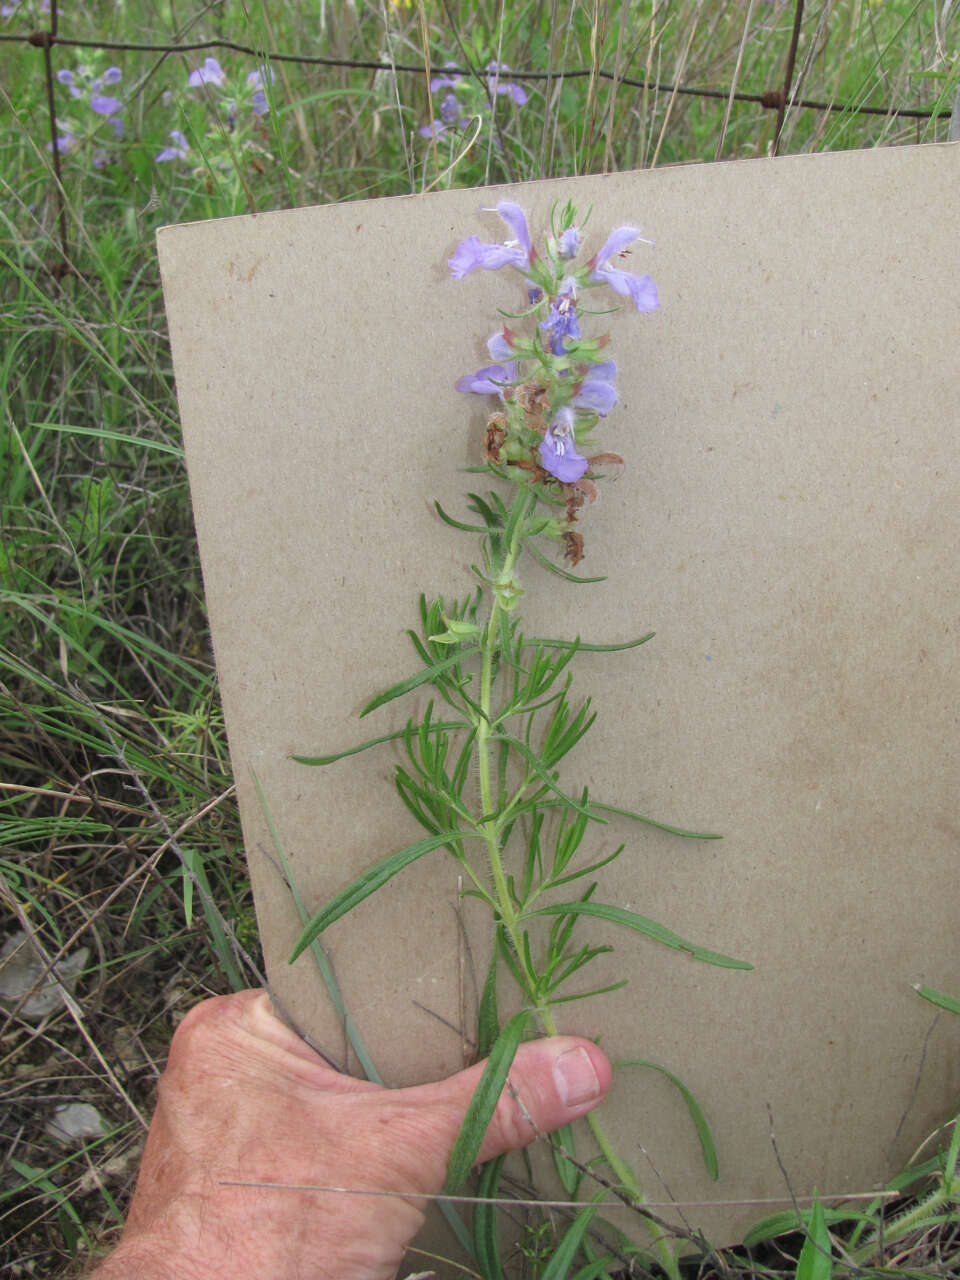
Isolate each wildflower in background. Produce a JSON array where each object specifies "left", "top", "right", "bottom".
[
  {"left": 46, "top": 120, "right": 77, "bottom": 154},
  {"left": 247, "top": 65, "right": 274, "bottom": 116},
  {"left": 540, "top": 408, "right": 588, "bottom": 484},
  {"left": 1, "top": 0, "right": 50, "bottom": 18},
  {"left": 155, "top": 130, "right": 190, "bottom": 163},
  {"left": 420, "top": 91, "right": 469, "bottom": 140},
  {"left": 420, "top": 60, "right": 526, "bottom": 142},
  {"left": 485, "top": 61, "right": 527, "bottom": 106},
  {"left": 188, "top": 57, "right": 227, "bottom": 88},
  {"left": 589, "top": 227, "right": 659, "bottom": 312},
  {"left": 56, "top": 65, "right": 125, "bottom": 138}
]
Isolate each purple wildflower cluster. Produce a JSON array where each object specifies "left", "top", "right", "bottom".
[
  {"left": 49, "top": 64, "right": 124, "bottom": 158},
  {"left": 449, "top": 200, "right": 657, "bottom": 558},
  {"left": 155, "top": 58, "right": 275, "bottom": 164},
  {"left": 1, "top": 0, "right": 50, "bottom": 18},
  {"left": 420, "top": 61, "right": 527, "bottom": 141}
]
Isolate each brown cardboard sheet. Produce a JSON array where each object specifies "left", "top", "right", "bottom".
[{"left": 157, "top": 144, "right": 960, "bottom": 1263}]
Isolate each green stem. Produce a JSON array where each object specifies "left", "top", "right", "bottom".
[
  {"left": 471, "top": 491, "right": 681, "bottom": 1280},
  {"left": 852, "top": 1176, "right": 960, "bottom": 1264},
  {"left": 475, "top": 495, "right": 526, "bottom": 941}
]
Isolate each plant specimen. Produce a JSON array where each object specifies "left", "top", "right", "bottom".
[{"left": 290, "top": 198, "right": 752, "bottom": 1273}]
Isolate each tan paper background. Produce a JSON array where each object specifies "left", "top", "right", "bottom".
[{"left": 158, "top": 143, "right": 960, "bottom": 1262}]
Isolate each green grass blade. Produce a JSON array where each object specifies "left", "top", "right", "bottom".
[
  {"left": 797, "top": 1193, "right": 833, "bottom": 1280},
  {"left": 540, "top": 1200, "right": 601, "bottom": 1280},
  {"left": 915, "top": 984, "right": 960, "bottom": 1016}
]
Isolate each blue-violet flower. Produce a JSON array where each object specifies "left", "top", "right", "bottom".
[
  {"left": 589, "top": 227, "right": 660, "bottom": 312},
  {"left": 539, "top": 407, "right": 588, "bottom": 484}
]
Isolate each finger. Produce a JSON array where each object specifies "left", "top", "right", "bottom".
[{"left": 410, "top": 1036, "right": 612, "bottom": 1169}]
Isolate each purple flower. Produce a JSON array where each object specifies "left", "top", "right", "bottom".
[
  {"left": 89, "top": 93, "right": 121, "bottom": 116},
  {"left": 448, "top": 202, "right": 532, "bottom": 278},
  {"left": 486, "top": 331, "right": 513, "bottom": 361},
  {"left": 541, "top": 276, "right": 581, "bottom": 342},
  {"left": 247, "top": 65, "right": 274, "bottom": 115},
  {"left": 3, "top": 0, "right": 50, "bottom": 16},
  {"left": 188, "top": 56, "right": 226, "bottom": 88},
  {"left": 557, "top": 227, "right": 580, "bottom": 258},
  {"left": 46, "top": 122, "right": 76, "bottom": 154},
  {"left": 420, "top": 91, "right": 469, "bottom": 139},
  {"left": 486, "top": 61, "right": 527, "bottom": 106},
  {"left": 573, "top": 365, "right": 618, "bottom": 416},
  {"left": 589, "top": 227, "right": 659, "bottom": 312},
  {"left": 540, "top": 408, "right": 588, "bottom": 483},
  {"left": 56, "top": 65, "right": 125, "bottom": 138},
  {"left": 155, "top": 129, "right": 190, "bottom": 163},
  {"left": 57, "top": 69, "right": 82, "bottom": 98},
  {"left": 457, "top": 362, "right": 518, "bottom": 396},
  {"left": 430, "top": 62, "right": 461, "bottom": 92}
]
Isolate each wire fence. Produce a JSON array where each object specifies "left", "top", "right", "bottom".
[{"left": 4, "top": 0, "right": 956, "bottom": 277}]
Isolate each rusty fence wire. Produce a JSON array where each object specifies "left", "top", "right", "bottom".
[{"left": 2, "top": 0, "right": 956, "bottom": 277}]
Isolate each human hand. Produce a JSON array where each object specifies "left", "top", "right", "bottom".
[{"left": 89, "top": 989, "right": 612, "bottom": 1280}]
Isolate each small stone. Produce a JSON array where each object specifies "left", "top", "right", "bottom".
[
  {"left": 46, "top": 1102, "right": 107, "bottom": 1145},
  {"left": 0, "top": 931, "right": 88, "bottom": 1021}
]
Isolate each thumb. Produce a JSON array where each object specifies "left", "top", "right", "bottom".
[{"left": 403, "top": 1037, "right": 612, "bottom": 1177}]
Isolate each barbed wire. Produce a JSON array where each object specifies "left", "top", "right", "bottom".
[
  {"left": 5, "top": 29, "right": 951, "bottom": 122},
  {"left": 10, "top": 0, "right": 953, "bottom": 278}
]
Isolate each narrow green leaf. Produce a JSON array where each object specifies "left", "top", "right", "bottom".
[
  {"left": 614, "top": 1060, "right": 719, "bottom": 1180},
  {"left": 290, "top": 831, "right": 478, "bottom": 962},
  {"left": 492, "top": 732, "right": 601, "bottom": 823},
  {"left": 477, "top": 938, "right": 501, "bottom": 1059},
  {"left": 915, "top": 984, "right": 960, "bottom": 1016},
  {"left": 434, "top": 499, "right": 489, "bottom": 534},
  {"left": 551, "top": 979, "right": 628, "bottom": 1004},
  {"left": 473, "top": 1154, "right": 505, "bottom": 1280},
  {"left": 587, "top": 798, "right": 722, "bottom": 840},
  {"left": 551, "top": 1124, "right": 580, "bottom": 1197},
  {"left": 796, "top": 1193, "right": 833, "bottom": 1280},
  {"left": 522, "top": 901, "right": 753, "bottom": 970},
  {"left": 292, "top": 720, "right": 470, "bottom": 767},
  {"left": 540, "top": 1201, "right": 602, "bottom": 1280},
  {"left": 522, "top": 633, "right": 655, "bottom": 653},
  {"left": 743, "top": 1207, "right": 871, "bottom": 1248},
  {"left": 445, "top": 1010, "right": 531, "bottom": 1193},
  {"left": 569, "top": 1257, "right": 619, "bottom": 1280},
  {"left": 526, "top": 540, "right": 607, "bottom": 583},
  {"left": 359, "top": 646, "right": 482, "bottom": 717},
  {"left": 32, "top": 421, "right": 185, "bottom": 458}
]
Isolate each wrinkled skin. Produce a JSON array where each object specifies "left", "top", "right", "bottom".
[{"left": 88, "top": 989, "right": 611, "bottom": 1280}]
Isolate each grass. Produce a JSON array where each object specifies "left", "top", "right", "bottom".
[{"left": 1, "top": 0, "right": 958, "bottom": 1274}]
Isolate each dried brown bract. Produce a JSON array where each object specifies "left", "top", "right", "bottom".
[
  {"left": 485, "top": 413, "right": 508, "bottom": 463},
  {"left": 562, "top": 531, "right": 585, "bottom": 565},
  {"left": 515, "top": 380, "right": 550, "bottom": 420}
]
